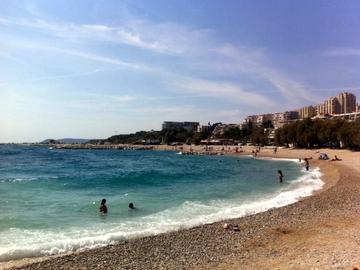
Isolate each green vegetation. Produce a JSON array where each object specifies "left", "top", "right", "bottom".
[
  {"left": 275, "top": 118, "right": 360, "bottom": 150},
  {"left": 105, "top": 122, "right": 270, "bottom": 145},
  {"left": 104, "top": 118, "right": 360, "bottom": 150},
  {"left": 106, "top": 128, "right": 207, "bottom": 145}
]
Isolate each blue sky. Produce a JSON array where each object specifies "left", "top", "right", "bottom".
[{"left": 1, "top": 0, "right": 359, "bottom": 142}]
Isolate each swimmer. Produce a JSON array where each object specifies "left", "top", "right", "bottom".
[
  {"left": 99, "top": 198, "right": 108, "bottom": 214},
  {"left": 129, "top": 202, "right": 136, "bottom": 209}
]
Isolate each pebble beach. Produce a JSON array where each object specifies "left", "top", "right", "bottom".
[{"left": 2, "top": 147, "right": 360, "bottom": 270}]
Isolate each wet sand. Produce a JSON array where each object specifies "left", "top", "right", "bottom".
[{"left": 2, "top": 147, "right": 360, "bottom": 270}]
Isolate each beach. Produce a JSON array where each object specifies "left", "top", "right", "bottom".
[{"left": 2, "top": 147, "right": 360, "bottom": 270}]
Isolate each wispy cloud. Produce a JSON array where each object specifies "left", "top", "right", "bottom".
[
  {"left": 211, "top": 44, "right": 322, "bottom": 106},
  {"left": 324, "top": 48, "right": 360, "bottom": 57},
  {"left": 0, "top": 13, "right": 328, "bottom": 126},
  {"left": 170, "top": 77, "right": 276, "bottom": 109},
  {"left": 1, "top": 15, "right": 315, "bottom": 109},
  {"left": 10, "top": 42, "right": 145, "bottom": 69},
  {"left": 0, "top": 16, "right": 211, "bottom": 55}
]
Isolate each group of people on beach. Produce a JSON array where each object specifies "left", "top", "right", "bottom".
[{"left": 99, "top": 198, "right": 136, "bottom": 214}]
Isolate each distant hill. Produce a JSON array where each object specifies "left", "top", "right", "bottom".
[{"left": 40, "top": 138, "right": 91, "bottom": 144}]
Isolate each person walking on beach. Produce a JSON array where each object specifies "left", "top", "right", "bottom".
[
  {"left": 277, "top": 170, "right": 284, "bottom": 183},
  {"left": 99, "top": 198, "right": 108, "bottom": 214}
]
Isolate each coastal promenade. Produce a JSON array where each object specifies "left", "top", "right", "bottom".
[{"left": 2, "top": 147, "right": 360, "bottom": 270}]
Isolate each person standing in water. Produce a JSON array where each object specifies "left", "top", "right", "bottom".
[
  {"left": 99, "top": 198, "right": 108, "bottom": 214},
  {"left": 304, "top": 158, "right": 310, "bottom": 171},
  {"left": 278, "top": 170, "right": 284, "bottom": 183}
]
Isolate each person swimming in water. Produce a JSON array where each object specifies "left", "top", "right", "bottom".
[
  {"left": 99, "top": 198, "right": 108, "bottom": 214},
  {"left": 278, "top": 170, "right": 284, "bottom": 183},
  {"left": 129, "top": 202, "right": 135, "bottom": 209}
]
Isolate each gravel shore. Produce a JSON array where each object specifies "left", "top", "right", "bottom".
[{"left": 4, "top": 148, "right": 360, "bottom": 270}]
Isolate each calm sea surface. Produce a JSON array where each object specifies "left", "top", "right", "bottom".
[{"left": 0, "top": 145, "right": 323, "bottom": 261}]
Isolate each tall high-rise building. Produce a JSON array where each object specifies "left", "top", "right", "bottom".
[
  {"left": 337, "top": 92, "right": 356, "bottom": 114},
  {"left": 298, "top": 106, "right": 316, "bottom": 119},
  {"left": 324, "top": 97, "right": 340, "bottom": 115},
  {"left": 316, "top": 103, "right": 325, "bottom": 115}
]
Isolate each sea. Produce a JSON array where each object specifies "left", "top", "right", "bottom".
[{"left": 0, "top": 145, "right": 323, "bottom": 261}]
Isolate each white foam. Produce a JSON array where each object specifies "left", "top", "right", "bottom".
[
  {"left": 0, "top": 176, "right": 58, "bottom": 183},
  {"left": 255, "top": 156, "right": 301, "bottom": 163},
  {"left": 0, "top": 167, "right": 324, "bottom": 262}
]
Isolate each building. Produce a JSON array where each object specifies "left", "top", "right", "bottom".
[
  {"left": 162, "top": 121, "right": 199, "bottom": 132},
  {"left": 271, "top": 113, "right": 286, "bottom": 129},
  {"left": 271, "top": 111, "right": 299, "bottom": 129},
  {"left": 297, "top": 105, "right": 316, "bottom": 119},
  {"left": 241, "top": 92, "right": 357, "bottom": 132},
  {"left": 244, "top": 111, "right": 299, "bottom": 130},
  {"left": 284, "top": 111, "right": 299, "bottom": 120},
  {"left": 316, "top": 103, "right": 325, "bottom": 115},
  {"left": 337, "top": 92, "right": 356, "bottom": 114},
  {"left": 315, "top": 92, "right": 356, "bottom": 116},
  {"left": 244, "top": 114, "right": 273, "bottom": 127},
  {"left": 324, "top": 96, "right": 340, "bottom": 115}
]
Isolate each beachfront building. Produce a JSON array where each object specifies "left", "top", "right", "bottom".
[
  {"left": 244, "top": 114, "right": 273, "bottom": 127},
  {"left": 162, "top": 121, "right": 199, "bottom": 132},
  {"left": 337, "top": 92, "right": 356, "bottom": 114},
  {"left": 297, "top": 105, "right": 316, "bottom": 119},
  {"left": 315, "top": 92, "right": 356, "bottom": 116},
  {"left": 325, "top": 97, "right": 340, "bottom": 115},
  {"left": 271, "top": 113, "right": 286, "bottom": 129},
  {"left": 241, "top": 92, "right": 358, "bottom": 132},
  {"left": 272, "top": 111, "right": 299, "bottom": 129},
  {"left": 244, "top": 111, "right": 299, "bottom": 130},
  {"left": 315, "top": 97, "right": 337, "bottom": 115},
  {"left": 316, "top": 98, "right": 338, "bottom": 115},
  {"left": 315, "top": 103, "right": 325, "bottom": 115}
]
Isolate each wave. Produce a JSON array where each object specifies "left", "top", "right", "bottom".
[
  {"left": 0, "top": 176, "right": 59, "bottom": 183},
  {"left": 0, "top": 167, "right": 323, "bottom": 262},
  {"left": 255, "top": 156, "right": 301, "bottom": 163}
]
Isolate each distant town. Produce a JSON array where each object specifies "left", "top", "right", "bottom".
[
  {"left": 36, "top": 91, "right": 359, "bottom": 148},
  {"left": 160, "top": 91, "right": 359, "bottom": 139},
  {"left": 244, "top": 91, "right": 359, "bottom": 130}
]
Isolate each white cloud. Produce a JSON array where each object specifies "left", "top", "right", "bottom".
[
  {"left": 15, "top": 43, "right": 143, "bottom": 69},
  {"left": 62, "top": 92, "right": 139, "bottom": 110},
  {"left": 171, "top": 77, "right": 276, "bottom": 109},
  {"left": 0, "top": 16, "right": 211, "bottom": 55},
  {"left": 324, "top": 48, "right": 360, "bottom": 57},
  {"left": 212, "top": 45, "right": 322, "bottom": 106},
  {"left": 2, "top": 15, "right": 317, "bottom": 109},
  {"left": 1, "top": 13, "right": 332, "bottom": 135}
]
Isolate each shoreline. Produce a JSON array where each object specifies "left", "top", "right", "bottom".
[{"left": 2, "top": 147, "right": 360, "bottom": 269}]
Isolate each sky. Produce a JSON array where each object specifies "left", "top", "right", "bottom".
[{"left": 1, "top": 0, "right": 360, "bottom": 142}]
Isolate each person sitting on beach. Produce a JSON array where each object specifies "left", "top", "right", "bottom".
[
  {"left": 277, "top": 170, "right": 284, "bottom": 183},
  {"left": 99, "top": 198, "right": 108, "bottom": 214},
  {"left": 129, "top": 202, "right": 136, "bottom": 209}
]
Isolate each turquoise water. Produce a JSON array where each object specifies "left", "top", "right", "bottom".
[{"left": 0, "top": 145, "right": 323, "bottom": 261}]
